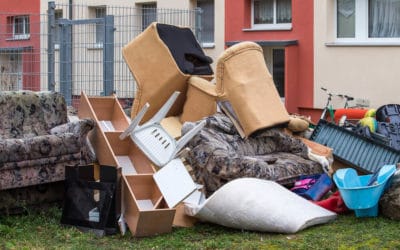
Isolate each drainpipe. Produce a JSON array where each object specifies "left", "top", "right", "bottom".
[
  {"left": 69, "top": 0, "right": 72, "bottom": 20},
  {"left": 69, "top": 0, "right": 73, "bottom": 103}
]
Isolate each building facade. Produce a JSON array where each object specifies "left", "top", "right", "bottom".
[
  {"left": 314, "top": 0, "right": 400, "bottom": 113},
  {"left": 225, "top": 0, "right": 314, "bottom": 114},
  {"left": 0, "top": 0, "right": 223, "bottom": 100},
  {"left": 0, "top": 0, "right": 41, "bottom": 91}
]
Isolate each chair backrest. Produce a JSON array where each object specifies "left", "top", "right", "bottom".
[
  {"left": 120, "top": 91, "right": 205, "bottom": 167},
  {"left": 156, "top": 23, "right": 213, "bottom": 75},
  {"left": 215, "top": 41, "right": 263, "bottom": 99}
]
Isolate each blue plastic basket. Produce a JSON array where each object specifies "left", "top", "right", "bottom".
[{"left": 333, "top": 165, "right": 396, "bottom": 217}]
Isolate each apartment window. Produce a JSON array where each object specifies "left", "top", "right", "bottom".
[
  {"left": 197, "top": 0, "right": 215, "bottom": 47},
  {"left": 54, "top": 10, "right": 63, "bottom": 44},
  {"left": 8, "top": 15, "right": 30, "bottom": 40},
  {"left": 252, "top": 0, "right": 292, "bottom": 30},
  {"left": 95, "top": 7, "right": 106, "bottom": 44},
  {"left": 89, "top": 6, "right": 106, "bottom": 45},
  {"left": 336, "top": 0, "right": 400, "bottom": 41},
  {"left": 141, "top": 3, "right": 157, "bottom": 31}
]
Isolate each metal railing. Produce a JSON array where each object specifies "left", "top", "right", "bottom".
[{"left": 0, "top": 2, "right": 201, "bottom": 107}]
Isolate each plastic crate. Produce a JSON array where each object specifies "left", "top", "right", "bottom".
[{"left": 310, "top": 119, "right": 400, "bottom": 173}]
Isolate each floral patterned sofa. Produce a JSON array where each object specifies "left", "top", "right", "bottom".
[
  {"left": 182, "top": 113, "right": 324, "bottom": 196},
  {"left": 0, "top": 91, "right": 95, "bottom": 199}
]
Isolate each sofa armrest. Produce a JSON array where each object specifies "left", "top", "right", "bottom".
[
  {"left": 180, "top": 76, "right": 218, "bottom": 123},
  {"left": 50, "top": 118, "right": 96, "bottom": 162},
  {"left": 50, "top": 118, "right": 95, "bottom": 139}
]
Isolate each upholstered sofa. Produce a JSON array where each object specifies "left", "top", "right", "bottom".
[
  {"left": 0, "top": 91, "right": 95, "bottom": 192},
  {"left": 182, "top": 113, "right": 324, "bottom": 196}
]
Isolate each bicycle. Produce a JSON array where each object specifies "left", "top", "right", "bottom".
[
  {"left": 319, "top": 87, "right": 338, "bottom": 122},
  {"left": 320, "top": 87, "right": 363, "bottom": 126},
  {"left": 319, "top": 87, "right": 390, "bottom": 146}
]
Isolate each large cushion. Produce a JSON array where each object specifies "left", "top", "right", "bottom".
[
  {"left": 180, "top": 76, "right": 217, "bottom": 123},
  {"left": 0, "top": 91, "right": 67, "bottom": 139},
  {"left": 185, "top": 178, "right": 337, "bottom": 233}
]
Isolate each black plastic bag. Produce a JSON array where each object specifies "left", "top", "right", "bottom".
[{"left": 61, "top": 165, "right": 120, "bottom": 236}]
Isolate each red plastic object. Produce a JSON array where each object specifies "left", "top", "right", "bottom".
[
  {"left": 334, "top": 108, "right": 367, "bottom": 123},
  {"left": 313, "top": 191, "right": 349, "bottom": 214}
]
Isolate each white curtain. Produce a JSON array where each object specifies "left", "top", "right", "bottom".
[
  {"left": 254, "top": 0, "right": 291, "bottom": 24},
  {"left": 338, "top": 0, "right": 355, "bottom": 18},
  {"left": 276, "top": 0, "right": 292, "bottom": 23},
  {"left": 369, "top": 0, "right": 400, "bottom": 37},
  {"left": 254, "top": 0, "right": 274, "bottom": 24},
  {"left": 337, "top": 0, "right": 355, "bottom": 37}
]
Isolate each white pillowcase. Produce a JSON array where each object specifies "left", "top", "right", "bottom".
[{"left": 185, "top": 178, "right": 336, "bottom": 234}]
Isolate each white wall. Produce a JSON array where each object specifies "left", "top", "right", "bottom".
[{"left": 314, "top": 0, "right": 400, "bottom": 109}]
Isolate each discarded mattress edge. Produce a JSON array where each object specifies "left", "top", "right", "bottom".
[{"left": 184, "top": 178, "right": 336, "bottom": 234}]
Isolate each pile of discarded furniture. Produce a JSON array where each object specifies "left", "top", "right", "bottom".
[{"left": 2, "top": 22, "right": 400, "bottom": 236}]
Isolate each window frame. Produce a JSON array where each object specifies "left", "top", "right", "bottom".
[
  {"left": 335, "top": 0, "right": 400, "bottom": 44},
  {"left": 251, "top": 0, "right": 292, "bottom": 31},
  {"left": 9, "top": 15, "right": 30, "bottom": 40},
  {"left": 197, "top": 0, "right": 215, "bottom": 48},
  {"left": 94, "top": 6, "right": 106, "bottom": 45},
  {"left": 141, "top": 3, "right": 157, "bottom": 31}
]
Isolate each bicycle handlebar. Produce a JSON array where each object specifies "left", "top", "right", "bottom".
[
  {"left": 337, "top": 94, "right": 354, "bottom": 101},
  {"left": 345, "top": 95, "right": 354, "bottom": 101}
]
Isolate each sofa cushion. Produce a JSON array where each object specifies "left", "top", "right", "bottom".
[
  {"left": 180, "top": 76, "right": 217, "bottom": 123},
  {"left": 0, "top": 91, "right": 67, "bottom": 139},
  {"left": 0, "top": 133, "right": 87, "bottom": 165}
]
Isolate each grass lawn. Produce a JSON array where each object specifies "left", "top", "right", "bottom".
[{"left": 1, "top": 205, "right": 400, "bottom": 249}]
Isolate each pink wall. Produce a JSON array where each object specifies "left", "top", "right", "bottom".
[
  {"left": 0, "top": 0, "right": 41, "bottom": 90},
  {"left": 225, "top": 0, "right": 314, "bottom": 114}
]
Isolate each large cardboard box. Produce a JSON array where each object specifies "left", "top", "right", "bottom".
[{"left": 122, "top": 175, "right": 175, "bottom": 237}]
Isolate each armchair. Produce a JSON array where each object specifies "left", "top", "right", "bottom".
[
  {"left": 122, "top": 22, "right": 214, "bottom": 123},
  {"left": 0, "top": 91, "right": 95, "bottom": 191},
  {"left": 215, "top": 41, "right": 289, "bottom": 137}
]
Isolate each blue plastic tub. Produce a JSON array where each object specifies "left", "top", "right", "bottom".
[{"left": 333, "top": 165, "right": 396, "bottom": 217}]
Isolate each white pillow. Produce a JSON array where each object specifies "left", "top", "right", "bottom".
[{"left": 185, "top": 178, "right": 336, "bottom": 234}]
